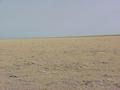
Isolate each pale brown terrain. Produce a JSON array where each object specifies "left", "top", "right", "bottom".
[{"left": 0, "top": 36, "right": 120, "bottom": 90}]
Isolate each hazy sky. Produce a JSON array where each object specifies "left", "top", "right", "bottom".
[{"left": 0, "top": 0, "right": 120, "bottom": 38}]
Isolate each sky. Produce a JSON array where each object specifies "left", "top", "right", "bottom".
[{"left": 0, "top": 0, "right": 120, "bottom": 38}]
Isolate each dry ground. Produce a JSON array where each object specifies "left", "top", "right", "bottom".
[{"left": 0, "top": 36, "right": 120, "bottom": 90}]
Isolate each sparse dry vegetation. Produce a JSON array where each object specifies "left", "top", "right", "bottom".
[{"left": 0, "top": 36, "right": 120, "bottom": 90}]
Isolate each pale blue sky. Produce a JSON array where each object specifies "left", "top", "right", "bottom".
[{"left": 0, "top": 0, "right": 120, "bottom": 38}]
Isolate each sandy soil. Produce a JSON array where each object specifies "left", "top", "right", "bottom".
[{"left": 0, "top": 36, "right": 120, "bottom": 90}]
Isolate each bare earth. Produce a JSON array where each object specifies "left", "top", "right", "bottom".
[{"left": 0, "top": 36, "right": 120, "bottom": 90}]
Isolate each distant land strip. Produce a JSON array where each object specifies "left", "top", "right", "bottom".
[{"left": 0, "top": 34, "right": 120, "bottom": 40}]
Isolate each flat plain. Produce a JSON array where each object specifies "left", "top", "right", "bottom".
[{"left": 0, "top": 36, "right": 120, "bottom": 90}]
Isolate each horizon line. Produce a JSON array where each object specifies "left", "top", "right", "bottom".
[{"left": 0, "top": 34, "right": 120, "bottom": 40}]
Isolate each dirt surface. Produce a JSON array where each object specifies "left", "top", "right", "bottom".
[{"left": 0, "top": 36, "right": 120, "bottom": 90}]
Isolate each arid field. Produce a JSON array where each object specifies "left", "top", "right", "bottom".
[{"left": 0, "top": 36, "right": 120, "bottom": 90}]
